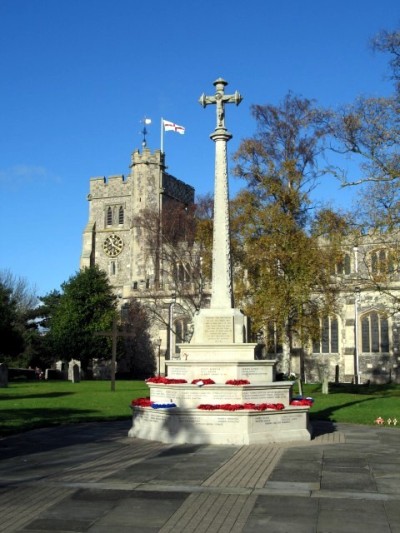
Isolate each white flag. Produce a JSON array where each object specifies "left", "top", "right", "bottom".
[{"left": 163, "top": 120, "right": 185, "bottom": 134}]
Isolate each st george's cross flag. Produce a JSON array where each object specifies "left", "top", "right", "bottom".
[{"left": 163, "top": 120, "right": 185, "bottom": 134}]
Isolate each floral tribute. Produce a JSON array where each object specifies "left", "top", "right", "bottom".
[
  {"left": 375, "top": 417, "right": 398, "bottom": 425},
  {"left": 131, "top": 397, "right": 153, "bottom": 407},
  {"left": 146, "top": 377, "right": 187, "bottom": 384},
  {"left": 198, "top": 402, "right": 285, "bottom": 411},
  {"left": 191, "top": 378, "right": 215, "bottom": 385},
  {"left": 131, "top": 397, "right": 176, "bottom": 409},
  {"left": 290, "top": 397, "right": 314, "bottom": 407},
  {"left": 225, "top": 379, "right": 250, "bottom": 385}
]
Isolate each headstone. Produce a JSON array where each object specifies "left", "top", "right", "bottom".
[
  {"left": 68, "top": 359, "right": 81, "bottom": 382},
  {"left": 0, "top": 362, "right": 8, "bottom": 388},
  {"left": 71, "top": 364, "right": 80, "bottom": 383},
  {"left": 55, "top": 360, "right": 68, "bottom": 379}
]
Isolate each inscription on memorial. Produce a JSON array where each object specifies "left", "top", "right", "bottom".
[{"left": 203, "top": 316, "right": 233, "bottom": 343}]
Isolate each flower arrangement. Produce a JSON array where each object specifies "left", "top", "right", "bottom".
[
  {"left": 290, "top": 397, "right": 314, "bottom": 407},
  {"left": 375, "top": 417, "right": 398, "bottom": 425},
  {"left": 131, "top": 397, "right": 153, "bottom": 407},
  {"left": 198, "top": 402, "right": 285, "bottom": 411},
  {"left": 225, "top": 379, "right": 250, "bottom": 385},
  {"left": 191, "top": 378, "right": 216, "bottom": 385},
  {"left": 146, "top": 377, "right": 187, "bottom": 384}
]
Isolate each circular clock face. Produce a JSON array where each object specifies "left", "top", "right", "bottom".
[{"left": 103, "top": 234, "right": 124, "bottom": 257}]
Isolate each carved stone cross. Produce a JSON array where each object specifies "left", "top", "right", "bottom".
[
  {"left": 199, "top": 78, "right": 242, "bottom": 309},
  {"left": 199, "top": 78, "right": 242, "bottom": 131}
]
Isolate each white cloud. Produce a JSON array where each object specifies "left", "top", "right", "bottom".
[{"left": 0, "top": 165, "right": 61, "bottom": 188}]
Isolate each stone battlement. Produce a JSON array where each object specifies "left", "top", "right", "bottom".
[
  {"left": 130, "top": 147, "right": 164, "bottom": 168},
  {"left": 89, "top": 174, "right": 130, "bottom": 199}
]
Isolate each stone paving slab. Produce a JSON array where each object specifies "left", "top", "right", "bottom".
[{"left": 0, "top": 420, "right": 399, "bottom": 532}]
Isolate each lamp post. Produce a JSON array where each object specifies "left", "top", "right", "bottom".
[
  {"left": 167, "top": 293, "right": 176, "bottom": 361},
  {"left": 157, "top": 338, "right": 162, "bottom": 376},
  {"left": 354, "top": 286, "right": 361, "bottom": 384},
  {"left": 353, "top": 246, "right": 360, "bottom": 385}
]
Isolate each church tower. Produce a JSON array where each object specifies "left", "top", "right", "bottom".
[{"left": 80, "top": 147, "right": 195, "bottom": 300}]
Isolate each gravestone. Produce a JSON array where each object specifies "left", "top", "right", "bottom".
[
  {"left": 68, "top": 359, "right": 81, "bottom": 382},
  {"left": 0, "top": 362, "right": 8, "bottom": 388},
  {"left": 71, "top": 364, "right": 80, "bottom": 383}
]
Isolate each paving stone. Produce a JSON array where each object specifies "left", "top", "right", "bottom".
[
  {"left": 1, "top": 421, "right": 400, "bottom": 533},
  {"left": 243, "top": 495, "right": 318, "bottom": 533}
]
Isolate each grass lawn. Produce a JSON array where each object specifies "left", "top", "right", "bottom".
[
  {"left": 298, "top": 382, "right": 400, "bottom": 427},
  {"left": 0, "top": 380, "right": 148, "bottom": 436},
  {"left": 1, "top": 380, "right": 399, "bottom": 436}
]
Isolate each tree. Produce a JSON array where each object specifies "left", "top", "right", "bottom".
[
  {"left": 0, "top": 270, "right": 40, "bottom": 367},
  {"left": 132, "top": 196, "right": 212, "bottom": 336},
  {"left": 326, "top": 27, "right": 400, "bottom": 315},
  {"left": 232, "top": 93, "right": 342, "bottom": 374},
  {"left": 118, "top": 299, "right": 156, "bottom": 379},
  {"left": 372, "top": 28, "right": 400, "bottom": 90},
  {"left": 49, "top": 266, "right": 117, "bottom": 371},
  {"left": 328, "top": 27, "right": 400, "bottom": 224},
  {"left": 0, "top": 281, "right": 25, "bottom": 361}
]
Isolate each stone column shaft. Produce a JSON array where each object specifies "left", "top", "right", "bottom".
[{"left": 210, "top": 130, "right": 233, "bottom": 309}]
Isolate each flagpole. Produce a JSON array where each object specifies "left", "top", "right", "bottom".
[{"left": 160, "top": 117, "right": 164, "bottom": 153}]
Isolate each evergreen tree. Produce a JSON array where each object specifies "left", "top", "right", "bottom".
[{"left": 49, "top": 266, "right": 117, "bottom": 371}]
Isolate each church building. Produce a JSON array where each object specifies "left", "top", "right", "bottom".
[
  {"left": 80, "top": 145, "right": 400, "bottom": 384},
  {"left": 80, "top": 147, "right": 194, "bottom": 299}
]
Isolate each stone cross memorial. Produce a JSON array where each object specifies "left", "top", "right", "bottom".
[
  {"left": 190, "top": 78, "right": 248, "bottom": 346},
  {"left": 128, "top": 79, "right": 312, "bottom": 445},
  {"left": 199, "top": 78, "right": 242, "bottom": 310}
]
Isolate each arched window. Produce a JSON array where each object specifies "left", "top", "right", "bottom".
[
  {"left": 175, "top": 319, "right": 191, "bottom": 343},
  {"left": 118, "top": 206, "right": 124, "bottom": 225},
  {"left": 110, "top": 261, "right": 116, "bottom": 275},
  {"left": 371, "top": 249, "right": 394, "bottom": 274},
  {"left": 336, "top": 254, "right": 351, "bottom": 275},
  {"left": 361, "top": 311, "right": 389, "bottom": 353},
  {"left": 106, "top": 207, "right": 113, "bottom": 226},
  {"left": 313, "top": 316, "right": 339, "bottom": 353}
]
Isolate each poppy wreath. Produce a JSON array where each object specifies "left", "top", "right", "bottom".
[
  {"left": 191, "top": 378, "right": 216, "bottom": 385},
  {"left": 146, "top": 377, "right": 187, "bottom": 384},
  {"left": 225, "top": 379, "right": 250, "bottom": 385},
  {"left": 131, "top": 397, "right": 153, "bottom": 407},
  {"left": 197, "top": 402, "right": 285, "bottom": 411},
  {"left": 290, "top": 398, "right": 313, "bottom": 407}
]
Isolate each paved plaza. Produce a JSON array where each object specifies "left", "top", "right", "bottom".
[{"left": 1, "top": 420, "right": 400, "bottom": 532}]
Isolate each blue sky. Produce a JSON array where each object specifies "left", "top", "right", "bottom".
[{"left": 0, "top": 0, "right": 398, "bottom": 297}]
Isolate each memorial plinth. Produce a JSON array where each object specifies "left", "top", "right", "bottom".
[
  {"left": 129, "top": 406, "right": 311, "bottom": 445},
  {"left": 128, "top": 78, "right": 312, "bottom": 444}
]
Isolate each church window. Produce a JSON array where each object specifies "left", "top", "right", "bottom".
[
  {"left": 370, "top": 249, "right": 395, "bottom": 274},
  {"left": 110, "top": 261, "right": 116, "bottom": 275},
  {"left": 313, "top": 316, "right": 339, "bottom": 353},
  {"left": 336, "top": 253, "right": 351, "bottom": 275},
  {"left": 175, "top": 319, "right": 191, "bottom": 343},
  {"left": 119, "top": 206, "right": 124, "bottom": 225},
  {"left": 106, "top": 207, "right": 113, "bottom": 226},
  {"left": 361, "top": 312, "right": 389, "bottom": 353}
]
